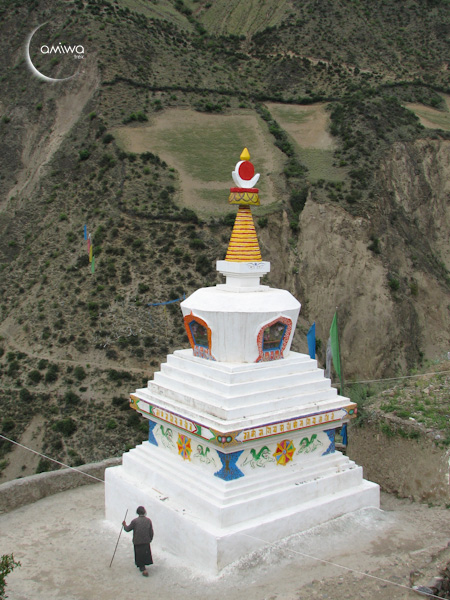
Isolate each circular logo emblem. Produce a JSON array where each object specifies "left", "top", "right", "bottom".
[{"left": 26, "top": 22, "right": 85, "bottom": 83}]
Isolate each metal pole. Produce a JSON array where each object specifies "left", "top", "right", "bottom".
[{"left": 109, "top": 509, "right": 128, "bottom": 568}]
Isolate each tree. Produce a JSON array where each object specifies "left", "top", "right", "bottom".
[{"left": 0, "top": 554, "right": 20, "bottom": 599}]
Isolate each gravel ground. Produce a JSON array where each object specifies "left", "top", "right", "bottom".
[{"left": 2, "top": 484, "right": 450, "bottom": 600}]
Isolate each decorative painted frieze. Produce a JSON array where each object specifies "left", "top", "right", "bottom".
[
  {"left": 193, "top": 444, "right": 217, "bottom": 467},
  {"left": 177, "top": 434, "right": 192, "bottom": 461},
  {"left": 242, "top": 446, "right": 275, "bottom": 469},
  {"left": 273, "top": 439, "right": 296, "bottom": 465},
  {"left": 131, "top": 394, "right": 357, "bottom": 451},
  {"left": 237, "top": 405, "right": 356, "bottom": 443},
  {"left": 296, "top": 433, "right": 323, "bottom": 455},
  {"left": 144, "top": 416, "right": 340, "bottom": 480},
  {"left": 215, "top": 450, "right": 245, "bottom": 481}
]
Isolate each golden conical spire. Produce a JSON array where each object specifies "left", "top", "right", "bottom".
[{"left": 225, "top": 205, "right": 262, "bottom": 262}]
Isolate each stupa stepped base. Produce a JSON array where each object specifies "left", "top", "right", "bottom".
[
  {"left": 135, "top": 350, "right": 349, "bottom": 427},
  {"left": 105, "top": 441, "right": 379, "bottom": 573}
]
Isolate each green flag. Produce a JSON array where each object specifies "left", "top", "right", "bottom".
[
  {"left": 329, "top": 312, "right": 341, "bottom": 380},
  {"left": 91, "top": 255, "right": 95, "bottom": 274}
]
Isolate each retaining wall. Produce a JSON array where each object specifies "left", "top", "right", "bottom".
[{"left": 0, "top": 457, "right": 121, "bottom": 514}]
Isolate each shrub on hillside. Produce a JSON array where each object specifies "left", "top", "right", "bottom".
[
  {"left": 7, "top": 361, "right": 19, "bottom": 377},
  {"left": 19, "top": 388, "right": 33, "bottom": 402},
  {"left": 28, "top": 370, "right": 42, "bottom": 384},
  {"left": 122, "top": 111, "right": 147, "bottom": 124},
  {"left": 64, "top": 391, "right": 81, "bottom": 406},
  {"left": 290, "top": 187, "right": 308, "bottom": 214},
  {"left": 37, "top": 359, "right": 48, "bottom": 370},
  {"left": 1, "top": 418, "right": 15, "bottom": 433},
  {"left": 257, "top": 216, "right": 268, "bottom": 228},
  {"left": 73, "top": 366, "right": 86, "bottom": 381},
  {"left": 45, "top": 364, "right": 59, "bottom": 383},
  {"left": 52, "top": 418, "right": 77, "bottom": 436},
  {"left": 78, "top": 149, "right": 90, "bottom": 161},
  {"left": 195, "top": 254, "right": 213, "bottom": 276}
]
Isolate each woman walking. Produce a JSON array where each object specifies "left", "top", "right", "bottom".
[{"left": 123, "top": 506, "right": 154, "bottom": 576}]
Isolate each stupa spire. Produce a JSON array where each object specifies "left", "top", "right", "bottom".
[
  {"left": 226, "top": 148, "right": 262, "bottom": 263},
  {"left": 225, "top": 206, "right": 262, "bottom": 262}
]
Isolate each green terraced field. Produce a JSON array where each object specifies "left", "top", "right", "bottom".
[
  {"left": 189, "top": 0, "right": 291, "bottom": 35},
  {"left": 405, "top": 102, "right": 450, "bottom": 132},
  {"left": 113, "top": 109, "right": 285, "bottom": 215}
]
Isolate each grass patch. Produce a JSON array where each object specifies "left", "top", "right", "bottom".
[
  {"left": 152, "top": 121, "right": 263, "bottom": 182},
  {"left": 404, "top": 103, "right": 450, "bottom": 132},
  {"left": 268, "top": 105, "right": 313, "bottom": 125},
  {"left": 267, "top": 103, "right": 346, "bottom": 182},
  {"left": 299, "top": 148, "right": 347, "bottom": 182},
  {"left": 253, "top": 201, "right": 283, "bottom": 218},
  {"left": 350, "top": 362, "right": 450, "bottom": 444},
  {"left": 114, "top": 110, "right": 278, "bottom": 187},
  {"left": 121, "top": 0, "right": 195, "bottom": 31},
  {"left": 196, "top": 0, "right": 291, "bottom": 35},
  {"left": 114, "top": 109, "right": 284, "bottom": 215},
  {"left": 197, "top": 188, "right": 230, "bottom": 207}
]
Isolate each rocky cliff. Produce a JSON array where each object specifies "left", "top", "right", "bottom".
[{"left": 262, "top": 139, "right": 450, "bottom": 379}]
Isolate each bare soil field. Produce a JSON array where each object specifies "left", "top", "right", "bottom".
[
  {"left": 267, "top": 102, "right": 335, "bottom": 150},
  {"left": 267, "top": 102, "right": 347, "bottom": 182}
]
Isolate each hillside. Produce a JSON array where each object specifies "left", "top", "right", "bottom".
[
  {"left": 348, "top": 358, "right": 450, "bottom": 503},
  {"left": 0, "top": 0, "right": 449, "bottom": 480}
]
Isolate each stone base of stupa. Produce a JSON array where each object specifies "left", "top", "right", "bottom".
[
  {"left": 105, "top": 350, "right": 379, "bottom": 574},
  {"left": 105, "top": 445, "right": 378, "bottom": 573}
]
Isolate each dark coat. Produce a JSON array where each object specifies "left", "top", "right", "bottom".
[{"left": 123, "top": 515, "right": 154, "bottom": 545}]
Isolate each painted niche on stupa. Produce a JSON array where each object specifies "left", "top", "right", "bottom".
[
  {"left": 184, "top": 312, "right": 216, "bottom": 360},
  {"left": 256, "top": 316, "right": 292, "bottom": 362}
]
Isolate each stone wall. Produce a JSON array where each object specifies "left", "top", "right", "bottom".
[{"left": 0, "top": 457, "right": 121, "bottom": 514}]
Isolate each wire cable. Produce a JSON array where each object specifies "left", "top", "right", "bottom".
[
  {"left": 0, "top": 434, "right": 105, "bottom": 483},
  {"left": 238, "top": 531, "right": 444, "bottom": 599},
  {"left": 348, "top": 369, "right": 450, "bottom": 386},
  {"left": 1, "top": 434, "right": 447, "bottom": 597}
]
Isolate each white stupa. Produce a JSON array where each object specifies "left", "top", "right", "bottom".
[{"left": 105, "top": 148, "right": 379, "bottom": 573}]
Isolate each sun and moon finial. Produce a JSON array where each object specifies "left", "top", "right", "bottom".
[
  {"left": 231, "top": 148, "right": 260, "bottom": 189},
  {"left": 225, "top": 149, "right": 263, "bottom": 263}
]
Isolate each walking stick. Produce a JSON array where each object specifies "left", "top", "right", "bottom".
[{"left": 109, "top": 509, "right": 128, "bottom": 568}]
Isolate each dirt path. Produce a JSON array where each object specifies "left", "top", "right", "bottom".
[
  {"left": 3, "top": 484, "right": 450, "bottom": 600},
  {"left": 0, "top": 326, "right": 149, "bottom": 375}
]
